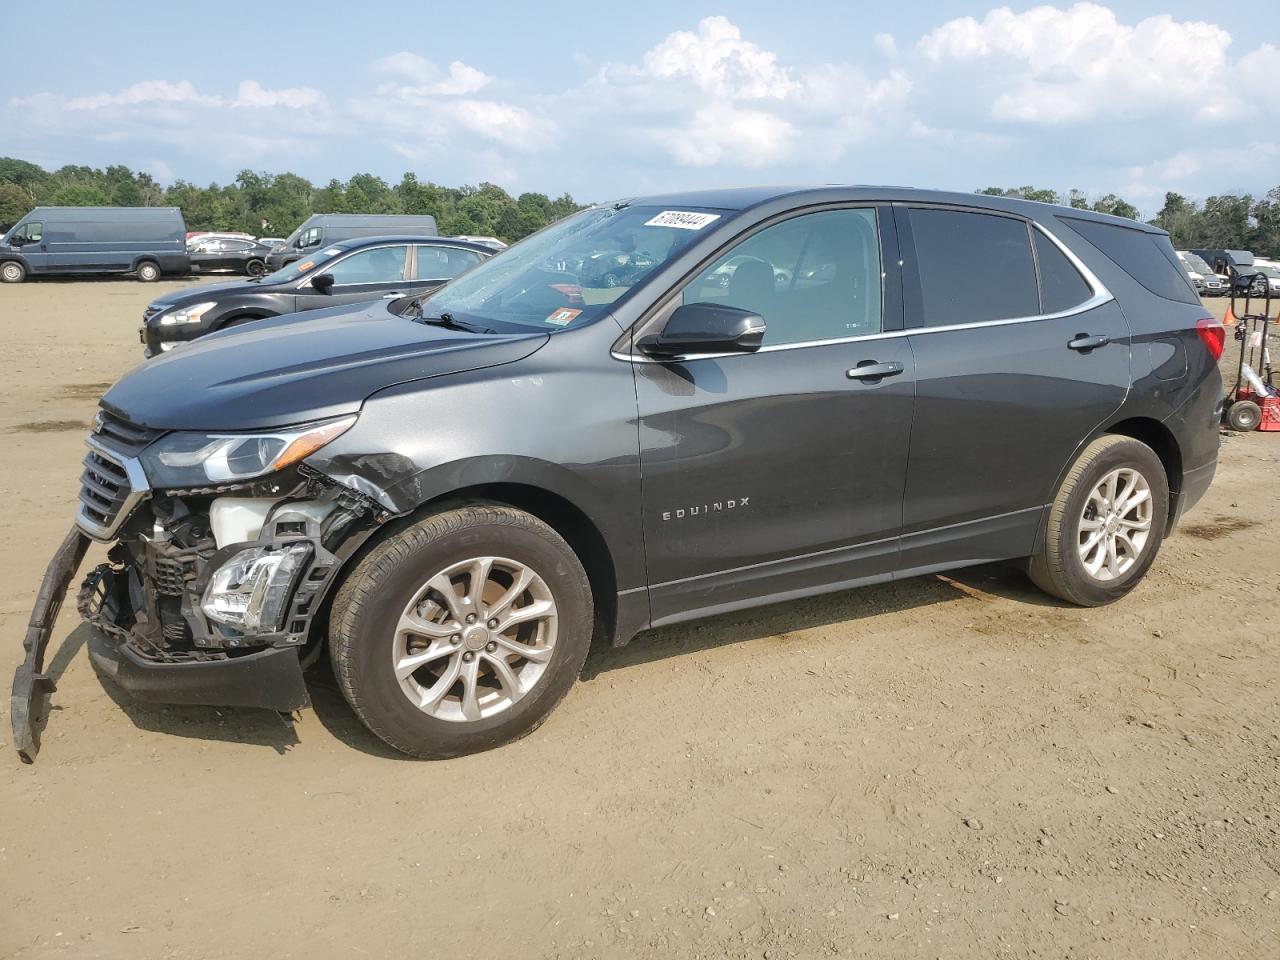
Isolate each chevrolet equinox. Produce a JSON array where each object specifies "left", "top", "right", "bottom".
[{"left": 12, "top": 187, "right": 1223, "bottom": 761}]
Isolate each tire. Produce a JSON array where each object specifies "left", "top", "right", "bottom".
[
  {"left": 1, "top": 261, "right": 25, "bottom": 283},
  {"left": 1227, "top": 400, "right": 1261, "bottom": 432},
  {"left": 329, "top": 505, "right": 593, "bottom": 759},
  {"left": 1028, "top": 435, "right": 1169, "bottom": 606},
  {"left": 245, "top": 258, "right": 266, "bottom": 277},
  {"left": 136, "top": 261, "right": 160, "bottom": 282}
]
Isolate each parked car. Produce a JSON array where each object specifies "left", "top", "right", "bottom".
[
  {"left": 1188, "top": 248, "right": 1255, "bottom": 287},
  {"left": 140, "top": 235, "right": 492, "bottom": 356},
  {"left": 1241, "top": 262, "right": 1280, "bottom": 298},
  {"left": 1177, "top": 250, "right": 1226, "bottom": 296},
  {"left": 187, "top": 236, "right": 275, "bottom": 277},
  {"left": 1, "top": 206, "right": 188, "bottom": 283},
  {"left": 265, "top": 214, "right": 439, "bottom": 271},
  {"left": 187, "top": 231, "right": 254, "bottom": 244},
  {"left": 12, "top": 186, "right": 1223, "bottom": 764}
]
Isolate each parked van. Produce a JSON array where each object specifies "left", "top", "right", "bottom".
[
  {"left": 0, "top": 207, "right": 188, "bottom": 283},
  {"left": 1176, "top": 250, "right": 1226, "bottom": 296},
  {"left": 265, "top": 214, "right": 439, "bottom": 270},
  {"left": 1187, "top": 249, "right": 1253, "bottom": 278}
]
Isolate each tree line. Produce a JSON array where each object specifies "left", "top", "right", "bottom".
[
  {"left": 2, "top": 157, "right": 1277, "bottom": 256},
  {"left": 0, "top": 157, "right": 584, "bottom": 243},
  {"left": 977, "top": 184, "right": 1280, "bottom": 256}
]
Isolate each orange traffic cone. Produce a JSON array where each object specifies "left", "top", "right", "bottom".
[{"left": 1223, "top": 304, "right": 1237, "bottom": 326}]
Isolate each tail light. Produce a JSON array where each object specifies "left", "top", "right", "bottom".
[{"left": 1196, "top": 316, "right": 1225, "bottom": 361}]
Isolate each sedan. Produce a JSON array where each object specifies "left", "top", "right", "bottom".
[{"left": 141, "top": 235, "right": 494, "bottom": 356}]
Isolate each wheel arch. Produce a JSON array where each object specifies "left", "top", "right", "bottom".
[
  {"left": 413, "top": 482, "right": 620, "bottom": 647},
  {"left": 1098, "top": 416, "right": 1183, "bottom": 531},
  {"left": 132, "top": 255, "right": 160, "bottom": 272}
]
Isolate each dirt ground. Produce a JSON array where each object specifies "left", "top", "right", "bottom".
[{"left": 1, "top": 280, "right": 1277, "bottom": 960}]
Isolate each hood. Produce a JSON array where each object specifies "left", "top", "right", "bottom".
[
  {"left": 149, "top": 278, "right": 266, "bottom": 310},
  {"left": 104, "top": 300, "right": 549, "bottom": 431}
]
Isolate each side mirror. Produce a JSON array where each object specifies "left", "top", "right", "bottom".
[
  {"left": 9, "top": 235, "right": 25, "bottom": 247},
  {"left": 312, "top": 273, "right": 335, "bottom": 294},
  {"left": 637, "top": 302, "right": 765, "bottom": 358}
]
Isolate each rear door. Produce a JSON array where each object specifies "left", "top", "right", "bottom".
[
  {"left": 897, "top": 205, "right": 1130, "bottom": 574},
  {"left": 634, "top": 205, "right": 916, "bottom": 623},
  {"left": 407, "top": 244, "right": 486, "bottom": 296},
  {"left": 293, "top": 243, "right": 413, "bottom": 311}
]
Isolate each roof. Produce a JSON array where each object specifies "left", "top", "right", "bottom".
[
  {"left": 620, "top": 185, "right": 1163, "bottom": 233},
  {"left": 329, "top": 235, "right": 497, "bottom": 254}
]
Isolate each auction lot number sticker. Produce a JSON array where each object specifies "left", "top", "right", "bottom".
[{"left": 644, "top": 211, "right": 721, "bottom": 230}]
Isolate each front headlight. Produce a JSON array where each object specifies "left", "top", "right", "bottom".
[
  {"left": 139, "top": 415, "right": 356, "bottom": 488},
  {"left": 159, "top": 301, "right": 217, "bottom": 326}
]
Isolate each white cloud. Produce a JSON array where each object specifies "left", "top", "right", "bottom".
[
  {"left": 874, "top": 33, "right": 898, "bottom": 58},
  {"left": 62, "top": 80, "right": 217, "bottom": 111},
  {"left": 918, "top": 3, "right": 1234, "bottom": 124},
  {"left": 233, "top": 80, "right": 323, "bottom": 110},
  {"left": 370, "top": 52, "right": 492, "bottom": 96}
]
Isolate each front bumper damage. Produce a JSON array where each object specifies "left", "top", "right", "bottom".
[{"left": 11, "top": 462, "right": 384, "bottom": 762}]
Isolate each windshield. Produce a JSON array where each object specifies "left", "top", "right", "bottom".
[
  {"left": 1180, "top": 253, "right": 1214, "bottom": 275},
  {"left": 258, "top": 246, "right": 345, "bottom": 284},
  {"left": 418, "top": 204, "right": 727, "bottom": 331}
]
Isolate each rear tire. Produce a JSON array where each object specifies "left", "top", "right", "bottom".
[
  {"left": 136, "top": 261, "right": 160, "bottom": 282},
  {"left": 1227, "top": 400, "right": 1261, "bottom": 432},
  {"left": 245, "top": 258, "right": 266, "bottom": 277},
  {"left": 1029, "top": 435, "right": 1169, "bottom": 606},
  {"left": 1, "top": 261, "right": 25, "bottom": 283},
  {"left": 329, "top": 505, "right": 593, "bottom": 759}
]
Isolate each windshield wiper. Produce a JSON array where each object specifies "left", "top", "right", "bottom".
[{"left": 418, "top": 311, "right": 495, "bottom": 334}]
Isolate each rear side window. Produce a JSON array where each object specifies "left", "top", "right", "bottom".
[
  {"left": 907, "top": 208, "right": 1039, "bottom": 326},
  {"left": 416, "top": 245, "right": 482, "bottom": 281},
  {"left": 1060, "top": 218, "right": 1197, "bottom": 305},
  {"left": 1033, "top": 230, "right": 1093, "bottom": 313}
]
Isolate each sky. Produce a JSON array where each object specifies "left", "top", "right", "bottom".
[{"left": 2, "top": 1, "right": 1278, "bottom": 215}]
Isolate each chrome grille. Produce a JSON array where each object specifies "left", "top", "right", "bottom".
[{"left": 75, "top": 411, "right": 157, "bottom": 541}]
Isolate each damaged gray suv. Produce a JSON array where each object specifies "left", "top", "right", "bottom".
[{"left": 13, "top": 187, "right": 1223, "bottom": 761}]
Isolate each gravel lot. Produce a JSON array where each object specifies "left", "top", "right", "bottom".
[{"left": 1, "top": 280, "right": 1277, "bottom": 960}]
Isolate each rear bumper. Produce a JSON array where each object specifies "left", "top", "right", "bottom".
[
  {"left": 88, "top": 628, "right": 309, "bottom": 712},
  {"left": 1172, "top": 458, "right": 1216, "bottom": 527}
]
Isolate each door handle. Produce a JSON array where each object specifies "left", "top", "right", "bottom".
[
  {"left": 1068, "top": 333, "right": 1110, "bottom": 351},
  {"left": 847, "top": 360, "right": 904, "bottom": 381}
]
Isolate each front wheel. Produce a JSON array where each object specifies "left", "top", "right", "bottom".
[
  {"left": 1, "top": 261, "right": 25, "bottom": 283},
  {"left": 1028, "top": 435, "right": 1169, "bottom": 606},
  {"left": 329, "top": 505, "right": 593, "bottom": 759},
  {"left": 136, "top": 261, "right": 160, "bottom": 282}
]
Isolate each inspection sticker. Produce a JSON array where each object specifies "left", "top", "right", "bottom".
[
  {"left": 644, "top": 210, "right": 721, "bottom": 230},
  {"left": 546, "top": 307, "right": 582, "bottom": 326}
]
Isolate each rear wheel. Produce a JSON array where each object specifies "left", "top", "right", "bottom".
[
  {"left": 1029, "top": 435, "right": 1169, "bottom": 606},
  {"left": 1227, "top": 400, "right": 1261, "bottom": 432},
  {"left": 245, "top": 258, "right": 266, "bottom": 277},
  {"left": 1, "top": 261, "right": 25, "bottom": 283},
  {"left": 329, "top": 505, "right": 593, "bottom": 759},
  {"left": 136, "top": 261, "right": 160, "bottom": 282}
]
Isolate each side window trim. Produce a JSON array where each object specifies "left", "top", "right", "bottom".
[
  {"left": 616, "top": 202, "right": 898, "bottom": 360},
  {"left": 894, "top": 202, "right": 1113, "bottom": 332}
]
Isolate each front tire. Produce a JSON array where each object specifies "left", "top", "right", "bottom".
[
  {"left": 1029, "top": 435, "right": 1169, "bottom": 606},
  {"left": 136, "top": 261, "right": 160, "bottom": 282},
  {"left": 1, "top": 261, "right": 25, "bottom": 283},
  {"left": 329, "top": 505, "right": 593, "bottom": 759}
]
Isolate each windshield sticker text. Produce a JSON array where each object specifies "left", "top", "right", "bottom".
[{"left": 644, "top": 211, "right": 721, "bottom": 231}]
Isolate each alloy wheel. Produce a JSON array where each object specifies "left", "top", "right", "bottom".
[
  {"left": 392, "top": 556, "right": 558, "bottom": 722},
  {"left": 1077, "top": 467, "right": 1153, "bottom": 582}
]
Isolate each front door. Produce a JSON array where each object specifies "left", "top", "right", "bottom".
[
  {"left": 293, "top": 243, "right": 413, "bottom": 311},
  {"left": 633, "top": 207, "right": 916, "bottom": 624},
  {"left": 895, "top": 205, "right": 1131, "bottom": 573},
  {"left": 9, "top": 219, "right": 48, "bottom": 274}
]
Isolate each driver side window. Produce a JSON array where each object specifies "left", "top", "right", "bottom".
[
  {"left": 14, "top": 221, "right": 43, "bottom": 243},
  {"left": 680, "top": 209, "right": 882, "bottom": 346},
  {"left": 298, "top": 228, "right": 321, "bottom": 249}
]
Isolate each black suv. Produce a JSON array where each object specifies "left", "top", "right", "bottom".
[
  {"left": 13, "top": 187, "right": 1223, "bottom": 762},
  {"left": 141, "top": 236, "right": 494, "bottom": 357}
]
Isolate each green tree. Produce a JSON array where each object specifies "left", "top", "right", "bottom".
[
  {"left": 0, "top": 182, "right": 31, "bottom": 229},
  {"left": 1090, "top": 194, "right": 1139, "bottom": 220}
]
